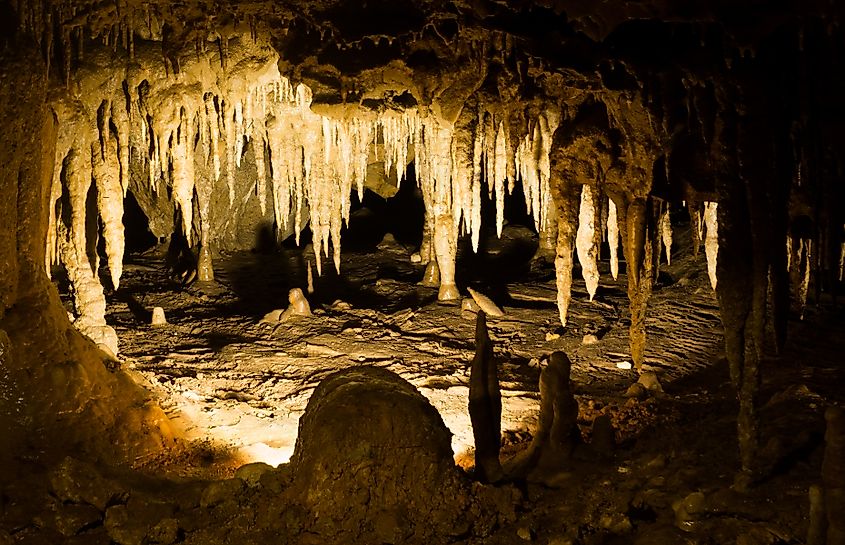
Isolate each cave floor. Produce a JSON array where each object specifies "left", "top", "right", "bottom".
[
  {"left": 30, "top": 225, "right": 844, "bottom": 544},
  {"left": 113, "top": 226, "right": 726, "bottom": 471}
]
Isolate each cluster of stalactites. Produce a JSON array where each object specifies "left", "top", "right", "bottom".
[
  {"left": 14, "top": 0, "right": 172, "bottom": 83},
  {"left": 515, "top": 111, "right": 560, "bottom": 237},
  {"left": 557, "top": 189, "right": 686, "bottom": 327},
  {"left": 264, "top": 85, "right": 378, "bottom": 275},
  {"left": 47, "top": 99, "right": 130, "bottom": 293}
]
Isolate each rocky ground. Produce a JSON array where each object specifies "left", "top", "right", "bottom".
[{"left": 2, "top": 220, "right": 843, "bottom": 544}]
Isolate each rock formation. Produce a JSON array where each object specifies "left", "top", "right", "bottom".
[
  {"left": 288, "top": 366, "right": 485, "bottom": 542},
  {"left": 468, "top": 311, "right": 503, "bottom": 483},
  {"left": 0, "top": 3, "right": 844, "bottom": 540}
]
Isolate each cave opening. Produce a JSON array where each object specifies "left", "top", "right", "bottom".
[
  {"left": 123, "top": 190, "right": 159, "bottom": 255},
  {"left": 1, "top": 1, "right": 844, "bottom": 544}
]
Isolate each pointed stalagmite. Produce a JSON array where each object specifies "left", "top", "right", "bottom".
[{"left": 468, "top": 311, "right": 503, "bottom": 483}]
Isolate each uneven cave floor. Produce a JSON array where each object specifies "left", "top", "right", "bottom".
[{"left": 4, "top": 223, "right": 845, "bottom": 545}]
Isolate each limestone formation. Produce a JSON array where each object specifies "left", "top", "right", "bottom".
[
  {"left": 1, "top": 2, "right": 844, "bottom": 543},
  {"left": 468, "top": 311, "right": 504, "bottom": 483},
  {"left": 150, "top": 307, "right": 166, "bottom": 326},
  {"left": 511, "top": 351, "right": 579, "bottom": 475},
  {"left": 279, "top": 288, "right": 311, "bottom": 322},
  {"left": 467, "top": 287, "right": 505, "bottom": 318},
  {"left": 288, "top": 366, "right": 479, "bottom": 542}
]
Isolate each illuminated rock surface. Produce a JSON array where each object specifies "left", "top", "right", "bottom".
[{"left": 1, "top": 1, "right": 845, "bottom": 544}]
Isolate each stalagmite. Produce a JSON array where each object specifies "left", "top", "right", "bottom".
[
  {"left": 608, "top": 199, "right": 620, "bottom": 280},
  {"left": 661, "top": 206, "right": 673, "bottom": 266},
  {"left": 275, "top": 288, "right": 312, "bottom": 323},
  {"left": 468, "top": 311, "right": 503, "bottom": 483},
  {"left": 307, "top": 260, "right": 314, "bottom": 295},
  {"left": 507, "top": 351, "right": 579, "bottom": 476},
  {"left": 703, "top": 201, "right": 719, "bottom": 289},
  {"left": 575, "top": 184, "right": 600, "bottom": 300},
  {"left": 151, "top": 307, "right": 167, "bottom": 326}
]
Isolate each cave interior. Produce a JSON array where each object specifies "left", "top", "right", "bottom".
[{"left": 1, "top": 0, "right": 845, "bottom": 544}]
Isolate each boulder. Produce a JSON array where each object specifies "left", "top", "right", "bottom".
[{"left": 288, "top": 366, "right": 475, "bottom": 542}]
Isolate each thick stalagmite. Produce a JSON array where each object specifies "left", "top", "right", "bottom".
[{"left": 576, "top": 184, "right": 600, "bottom": 300}]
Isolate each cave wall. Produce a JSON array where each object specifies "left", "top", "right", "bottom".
[{"left": 0, "top": 35, "right": 174, "bottom": 469}]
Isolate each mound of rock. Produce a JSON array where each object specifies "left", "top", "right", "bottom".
[{"left": 288, "top": 366, "right": 484, "bottom": 543}]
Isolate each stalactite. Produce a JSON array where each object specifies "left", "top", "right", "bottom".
[
  {"left": 608, "top": 198, "right": 620, "bottom": 280},
  {"left": 553, "top": 181, "right": 580, "bottom": 327},
  {"left": 171, "top": 107, "right": 196, "bottom": 244},
  {"left": 204, "top": 95, "right": 221, "bottom": 183},
  {"left": 112, "top": 102, "right": 130, "bottom": 196},
  {"left": 254, "top": 133, "right": 267, "bottom": 215},
  {"left": 92, "top": 137, "right": 124, "bottom": 290},
  {"left": 798, "top": 238, "right": 812, "bottom": 319},
  {"left": 494, "top": 121, "right": 507, "bottom": 237},
  {"left": 59, "top": 150, "right": 119, "bottom": 355},
  {"left": 704, "top": 201, "right": 719, "bottom": 289},
  {"left": 418, "top": 116, "right": 459, "bottom": 300},
  {"left": 224, "top": 100, "right": 237, "bottom": 205},
  {"left": 575, "top": 184, "right": 600, "bottom": 300},
  {"left": 661, "top": 204, "right": 673, "bottom": 266},
  {"left": 688, "top": 200, "right": 703, "bottom": 257},
  {"left": 620, "top": 198, "right": 654, "bottom": 373},
  {"left": 515, "top": 110, "right": 559, "bottom": 232}
]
